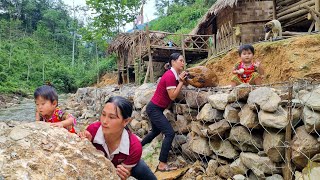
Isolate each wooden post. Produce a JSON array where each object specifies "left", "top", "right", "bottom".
[
  {"left": 284, "top": 81, "right": 293, "bottom": 180},
  {"left": 273, "top": 0, "right": 277, "bottom": 19},
  {"left": 144, "top": 24, "right": 154, "bottom": 83},
  {"left": 181, "top": 34, "right": 186, "bottom": 69},
  {"left": 139, "top": 33, "right": 142, "bottom": 85},
  {"left": 316, "top": 0, "right": 320, "bottom": 31}
]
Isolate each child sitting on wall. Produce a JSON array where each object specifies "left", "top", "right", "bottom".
[{"left": 231, "top": 44, "right": 264, "bottom": 87}]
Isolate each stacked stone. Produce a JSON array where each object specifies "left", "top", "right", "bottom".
[{"left": 132, "top": 83, "right": 320, "bottom": 179}]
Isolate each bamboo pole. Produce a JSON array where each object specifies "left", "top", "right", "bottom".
[
  {"left": 278, "top": 0, "right": 310, "bottom": 14},
  {"left": 144, "top": 24, "right": 154, "bottom": 83},
  {"left": 278, "top": 1, "right": 314, "bottom": 17},
  {"left": 181, "top": 34, "right": 186, "bottom": 69},
  {"left": 138, "top": 33, "right": 142, "bottom": 85},
  {"left": 278, "top": 7, "right": 312, "bottom": 22},
  {"left": 303, "top": 5, "right": 320, "bottom": 29},
  {"left": 316, "top": 0, "right": 320, "bottom": 31}
]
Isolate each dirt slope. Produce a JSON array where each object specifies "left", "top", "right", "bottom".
[{"left": 205, "top": 34, "right": 320, "bottom": 86}]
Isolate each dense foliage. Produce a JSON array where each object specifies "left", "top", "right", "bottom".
[
  {"left": 0, "top": 0, "right": 216, "bottom": 95},
  {"left": 0, "top": 0, "right": 118, "bottom": 94}
]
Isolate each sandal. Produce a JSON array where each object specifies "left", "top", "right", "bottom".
[{"left": 156, "top": 165, "right": 178, "bottom": 172}]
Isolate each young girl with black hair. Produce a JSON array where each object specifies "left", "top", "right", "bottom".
[
  {"left": 79, "top": 96, "right": 156, "bottom": 180},
  {"left": 141, "top": 53, "right": 187, "bottom": 171},
  {"left": 34, "top": 85, "right": 76, "bottom": 133}
]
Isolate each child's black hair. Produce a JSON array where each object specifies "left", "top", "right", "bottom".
[
  {"left": 34, "top": 85, "right": 58, "bottom": 104},
  {"left": 168, "top": 53, "right": 181, "bottom": 67},
  {"left": 106, "top": 96, "right": 133, "bottom": 120},
  {"left": 238, "top": 44, "right": 255, "bottom": 56}
]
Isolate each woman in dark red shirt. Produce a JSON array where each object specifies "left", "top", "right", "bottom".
[
  {"left": 79, "top": 96, "right": 156, "bottom": 180},
  {"left": 141, "top": 53, "right": 187, "bottom": 171}
]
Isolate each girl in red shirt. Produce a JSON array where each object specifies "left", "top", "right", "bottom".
[
  {"left": 141, "top": 53, "right": 188, "bottom": 171},
  {"left": 231, "top": 44, "right": 264, "bottom": 87}
]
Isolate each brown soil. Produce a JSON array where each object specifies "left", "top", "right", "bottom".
[
  {"left": 205, "top": 34, "right": 320, "bottom": 86},
  {"left": 94, "top": 73, "right": 117, "bottom": 87}
]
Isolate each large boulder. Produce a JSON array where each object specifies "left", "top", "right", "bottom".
[
  {"left": 0, "top": 122, "right": 118, "bottom": 179},
  {"left": 186, "top": 66, "right": 219, "bottom": 88},
  {"left": 247, "top": 87, "right": 281, "bottom": 112}
]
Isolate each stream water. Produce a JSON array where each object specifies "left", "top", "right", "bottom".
[{"left": 0, "top": 94, "right": 68, "bottom": 122}]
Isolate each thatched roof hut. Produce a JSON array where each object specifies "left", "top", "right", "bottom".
[{"left": 108, "top": 30, "right": 167, "bottom": 70}]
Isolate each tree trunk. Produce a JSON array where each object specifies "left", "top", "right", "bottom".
[{"left": 96, "top": 43, "right": 99, "bottom": 84}]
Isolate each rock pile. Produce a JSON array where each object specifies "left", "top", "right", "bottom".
[{"left": 0, "top": 121, "right": 118, "bottom": 179}]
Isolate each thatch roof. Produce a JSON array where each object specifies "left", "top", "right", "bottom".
[
  {"left": 189, "top": 0, "right": 239, "bottom": 35},
  {"left": 108, "top": 30, "right": 167, "bottom": 55}
]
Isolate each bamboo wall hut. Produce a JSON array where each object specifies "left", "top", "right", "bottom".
[
  {"left": 190, "top": 0, "right": 317, "bottom": 45},
  {"left": 190, "top": 0, "right": 274, "bottom": 44}
]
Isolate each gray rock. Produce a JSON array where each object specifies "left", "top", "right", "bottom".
[
  {"left": 240, "top": 152, "right": 280, "bottom": 178},
  {"left": 229, "top": 126, "right": 263, "bottom": 152},
  {"left": 175, "top": 115, "right": 189, "bottom": 133},
  {"left": 228, "top": 83, "right": 252, "bottom": 102},
  {"left": 206, "top": 119, "right": 230, "bottom": 136},
  {"left": 302, "top": 106, "right": 320, "bottom": 133},
  {"left": 209, "top": 139, "right": 239, "bottom": 159},
  {"left": 223, "top": 104, "right": 240, "bottom": 123},
  {"left": 230, "top": 158, "right": 248, "bottom": 175},
  {"left": 263, "top": 130, "right": 285, "bottom": 162},
  {"left": 9, "top": 126, "right": 31, "bottom": 141},
  {"left": 239, "top": 104, "right": 260, "bottom": 129},
  {"left": 208, "top": 93, "right": 229, "bottom": 110},
  {"left": 133, "top": 83, "right": 155, "bottom": 109},
  {"left": 302, "top": 87, "right": 320, "bottom": 111},
  {"left": 291, "top": 126, "right": 320, "bottom": 168},
  {"left": 258, "top": 106, "right": 288, "bottom": 129},
  {"left": 206, "top": 160, "right": 218, "bottom": 176},
  {"left": 189, "top": 135, "right": 212, "bottom": 156},
  {"left": 266, "top": 174, "right": 284, "bottom": 180},
  {"left": 197, "top": 103, "right": 223, "bottom": 122},
  {"left": 247, "top": 87, "right": 281, "bottom": 112},
  {"left": 185, "top": 90, "right": 209, "bottom": 108}
]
